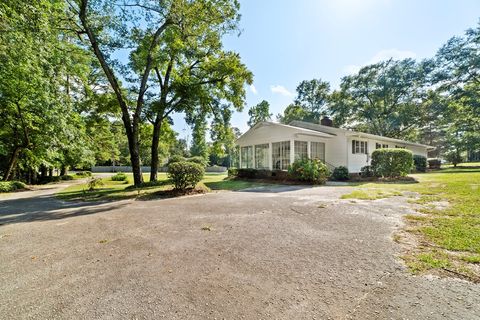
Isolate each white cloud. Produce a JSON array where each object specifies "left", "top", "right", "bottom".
[
  {"left": 270, "top": 85, "right": 293, "bottom": 97},
  {"left": 249, "top": 84, "right": 258, "bottom": 95},
  {"left": 343, "top": 49, "right": 417, "bottom": 75}
]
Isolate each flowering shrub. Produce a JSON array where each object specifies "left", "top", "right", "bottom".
[{"left": 288, "top": 158, "right": 329, "bottom": 184}]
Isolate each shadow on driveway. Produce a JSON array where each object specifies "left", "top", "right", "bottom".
[{"left": 0, "top": 192, "right": 126, "bottom": 226}]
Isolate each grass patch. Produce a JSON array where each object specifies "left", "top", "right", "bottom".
[
  {"left": 342, "top": 166, "right": 480, "bottom": 280},
  {"left": 57, "top": 172, "right": 269, "bottom": 201},
  {"left": 341, "top": 189, "right": 402, "bottom": 200}
]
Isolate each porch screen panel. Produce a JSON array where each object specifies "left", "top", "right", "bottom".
[
  {"left": 240, "top": 146, "right": 253, "bottom": 168},
  {"left": 255, "top": 144, "right": 269, "bottom": 169},
  {"left": 272, "top": 141, "right": 290, "bottom": 170},
  {"left": 294, "top": 141, "right": 308, "bottom": 160},
  {"left": 311, "top": 142, "right": 325, "bottom": 162}
]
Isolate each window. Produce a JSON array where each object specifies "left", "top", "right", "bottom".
[
  {"left": 311, "top": 142, "right": 325, "bottom": 162},
  {"left": 395, "top": 145, "right": 406, "bottom": 149},
  {"left": 294, "top": 141, "right": 308, "bottom": 160},
  {"left": 272, "top": 141, "right": 290, "bottom": 170},
  {"left": 255, "top": 144, "right": 269, "bottom": 169},
  {"left": 352, "top": 140, "right": 368, "bottom": 154},
  {"left": 376, "top": 143, "right": 389, "bottom": 149},
  {"left": 240, "top": 146, "right": 253, "bottom": 168}
]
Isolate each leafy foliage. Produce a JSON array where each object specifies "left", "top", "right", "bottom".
[
  {"left": 288, "top": 159, "right": 329, "bottom": 184},
  {"left": 111, "top": 172, "right": 127, "bottom": 181},
  {"left": 247, "top": 100, "right": 272, "bottom": 127},
  {"left": 0, "top": 181, "right": 27, "bottom": 193},
  {"left": 331, "top": 166, "right": 349, "bottom": 181},
  {"left": 371, "top": 149, "right": 414, "bottom": 178},
  {"left": 444, "top": 151, "right": 464, "bottom": 167},
  {"left": 413, "top": 155, "right": 427, "bottom": 172},
  {"left": 168, "top": 161, "right": 205, "bottom": 190},
  {"left": 87, "top": 177, "right": 104, "bottom": 191}
]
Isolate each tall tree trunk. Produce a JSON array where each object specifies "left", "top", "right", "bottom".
[
  {"left": 149, "top": 117, "right": 163, "bottom": 182},
  {"left": 49, "top": 168, "right": 53, "bottom": 178},
  {"left": 3, "top": 147, "right": 21, "bottom": 181},
  {"left": 126, "top": 126, "right": 143, "bottom": 186},
  {"left": 60, "top": 165, "right": 67, "bottom": 176}
]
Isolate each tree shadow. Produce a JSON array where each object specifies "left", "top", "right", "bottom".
[{"left": 0, "top": 193, "right": 127, "bottom": 226}]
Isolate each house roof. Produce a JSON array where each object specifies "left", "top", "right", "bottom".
[
  {"left": 290, "top": 120, "right": 435, "bottom": 150},
  {"left": 236, "top": 121, "right": 334, "bottom": 144}
]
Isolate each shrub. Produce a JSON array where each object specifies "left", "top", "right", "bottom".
[
  {"left": 227, "top": 167, "right": 238, "bottom": 177},
  {"left": 428, "top": 158, "right": 441, "bottom": 169},
  {"left": 360, "top": 165, "right": 374, "bottom": 177},
  {"left": 331, "top": 166, "right": 349, "bottom": 181},
  {"left": 168, "top": 161, "right": 205, "bottom": 190},
  {"left": 167, "top": 155, "right": 185, "bottom": 165},
  {"left": 111, "top": 172, "right": 127, "bottom": 181},
  {"left": 87, "top": 177, "right": 104, "bottom": 191},
  {"left": 0, "top": 181, "right": 27, "bottom": 192},
  {"left": 413, "top": 155, "right": 427, "bottom": 172},
  {"left": 288, "top": 158, "right": 329, "bottom": 184},
  {"left": 371, "top": 148, "right": 414, "bottom": 178},
  {"left": 444, "top": 151, "right": 463, "bottom": 167},
  {"left": 187, "top": 156, "right": 208, "bottom": 167},
  {"left": 75, "top": 171, "right": 92, "bottom": 177},
  {"left": 237, "top": 168, "right": 257, "bottom": 179},
  {"left": 60, "top": 175, "right": 74, "bottom": 181}
]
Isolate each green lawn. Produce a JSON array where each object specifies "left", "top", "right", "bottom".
[
  {"left": 341, "top": 166, "right": 480, "bottom": 280},
  {"left": 57, "top": 172, "right": 272, "bottom": 201}
]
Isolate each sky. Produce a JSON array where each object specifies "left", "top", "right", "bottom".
[{"left": 171, "top": 0, "right": 480, "bottom": 142}]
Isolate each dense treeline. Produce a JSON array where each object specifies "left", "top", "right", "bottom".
[
  {"left": 0, "top": 0, "right": 251, "bottom": 185},
  {"left": 275, "top": 22, "right": 480, "bottom": 160}
]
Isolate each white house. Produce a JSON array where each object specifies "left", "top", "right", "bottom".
[{"left": 236, "top": 118, "right": 434, "bottom": 173}]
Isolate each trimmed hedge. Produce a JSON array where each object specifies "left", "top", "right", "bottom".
[
  {"left": 371, "top": 148, "right": 414, "bottom": 178},
  {"left": 288, "top": 158, "right": 329, "bottom": 184},
  {"left": 0, "top": 181, "right": 27, "bottom": 193},
  {"left": 168, "top": 161, "right": 205, "bottom": 190},
  {"left": 60, "top": 175, "right": 74, "bottom": 180},
  {"left": 413, "top": 155, "right": 427, "bottom": 172},
  {"left": 331, "top": 166, "right": 349, "bottom": 181},
  {"left": 111, "top": 172, "right": 127, "bottom": 181}
]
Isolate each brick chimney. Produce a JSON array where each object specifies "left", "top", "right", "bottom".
[{"left": 320, "top": 116, "right": 333, "bottom": 127}]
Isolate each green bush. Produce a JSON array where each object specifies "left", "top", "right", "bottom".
[
  {"left": 167, "top": 155, "right": 185, "bottom": 165},
  {"left": 60, "top": 175, "right": 74, "bottom": 180},
  {"left": 331, "top": 166, "right": 349, "bottom": 181},
  {"left": 0, "top": 181, "right": 27, "bottom": 192},
  {"left": 413, "top": 155, "right": 427, "bottom": 172},
  {"left": 237, "top": 168, "right": 257, "bottom": 179},
  {"left": 111, "top": 172, "right": 127, "bottom": 181},
  {"left": 187, "top": 156, "right": 208, "bottom": 167},
  {"left": 168, "top": 161, "right": 205, "bottom": 190},
  {"left": 360, "top": 165, "right": 374, "bottom": 177},
  {"left": 428, "top": 158, "right": 441, "bottom": 169},
  {"left": 288, "top": 158, "right": 329, "bottom": 184},
  {"left": 227, "top": 167, "right": 238, "bottom": 177},
  {"left": 371, "top": 148, "right": 414, "bottom": 178}
]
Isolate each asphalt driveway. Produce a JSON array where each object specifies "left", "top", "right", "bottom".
[{"left": 1, "top": 183, "right": 479, "bottom": 319}]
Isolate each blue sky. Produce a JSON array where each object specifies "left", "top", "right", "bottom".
[{"left": 171, "top": 0, "right": 480, "bottom": 142}]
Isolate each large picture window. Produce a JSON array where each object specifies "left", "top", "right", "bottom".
[
  {"left": 272, "top": 141, "right": 290, "bottom": 170},
  {"left": 255, "top": 144, "right": 269, "bottom": 169},
  {"left": 240, "top": 146, "right": 253, "bottom": 168},
  {"left": 352, "top": 140, "right": 368, "bottom": 154},
  {"left": 294, "top": 141, "right": 308, "bottom": 160},
  {"left": 311, "top": 142, "right": 325, "bottom": 162}
]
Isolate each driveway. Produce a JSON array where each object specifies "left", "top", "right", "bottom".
[{"left": 1, "top": 183, "right": 479, "bottom": 319}]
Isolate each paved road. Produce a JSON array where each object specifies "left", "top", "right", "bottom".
[{"left": 1, "top": 183, "right": 479, "bottom": 319}]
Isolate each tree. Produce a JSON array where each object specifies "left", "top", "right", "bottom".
[
  {"left": 210, "top": 105, "right": 237, "bottom": 166},
  {"left": 189, "top": 113, "right": 209, "bottom": 161},
  {"left": 277, "top": 79, "right": 330, "bottom": 124},
  {"left": 135, "top": 0, "right": 253, "bottom": 181},
  {"left": 247, "top": 100, "right": 272, "bottom": 127},
  {"left": 330, "top": 59, "right": 432, "bottom": 139}
]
